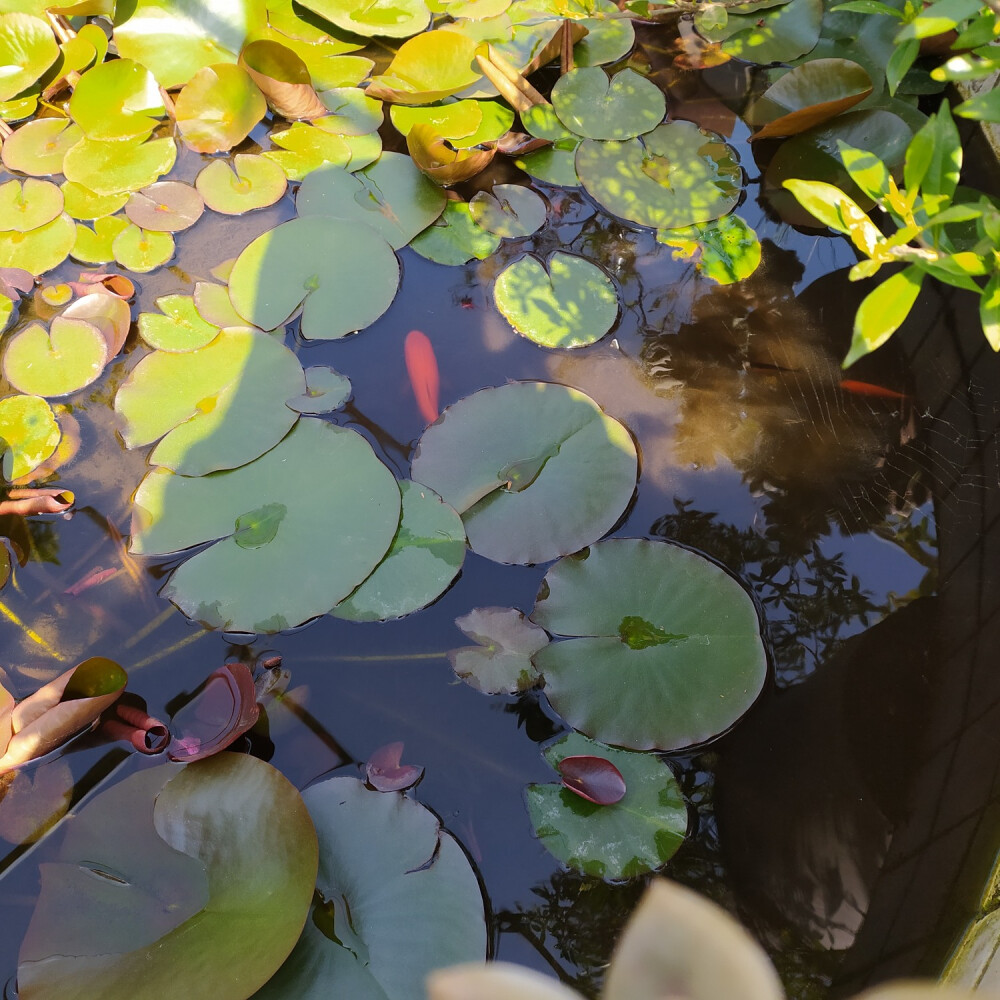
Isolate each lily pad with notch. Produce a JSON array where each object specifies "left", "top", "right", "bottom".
[
  {"left": 449, "top": 605, "right": 548, "bottom": 694},
  {"left": 657, "top": 215, "right": 762, "bottom": 285},
  {"left": 3, "top": 317, "right": 109, "bottom": 398},
  {"left": 286, "top": 365, "right": 352, "bottom": 413},
  {"left": 174, "top": 64, "right": 267, "bottom": 153},
  {"left": 130, "top": 418, "right": 401, "bottom": 633},
  {"left": 469, "top": 184, "right": 546, "bottom": 238},
  {"left": 0, "top": 13, "right": 59, "bottom": 103},
  {"left": 331, "top": 480, "right": 466, "bottom": 622},
  {"left": 0, "top": 394, "right": 61, "bottom": 480},
  {"left": 16, "top": 753, "right": 318, "bottom": 1000},
  {"left": 1, "top": 119, "right": 82, "bottom": 176},
  {"left": 296, "top": 0, "right": 431, "bottom": 38},
  {"left": 696, "top": 0, "right": 822, "bottom": 63},
  {"left": 227, "top": 216, "right": 400, "bottom": 340},
  {"left": 112, "top": 223, "right": 175, "bottom": 272},
  {"left": 493, "top": 251, "right": 618, "bottom": 348},
  {"left": 408, "top": 200, "right": 500, "bottom": 266},
  {"left": 68, "top": 58, "right": 165, "bottom": 141},
  {"left": 0, "top": 213, "right": 77, "bottom": 275},
  {"left": 138, "top": 294, "right": 221, "bottom": 352},
  {"left": 62, "top": 135, "right": 178, "bottom": 197},
  {"left": 252, "top": 775, "right": 487, "bottom": 1000},
  {"left": 411, "top": 381, "right": 637, "bottom": 565},
  {"left": 0, "top": 178, "right": 64, "bottom": 233},
  {"left": 526, "top": 731, "right": 687, "bottom": 880},
  {"left": 531, "top": 538, "right": 768, "bottom": 750},
  {"left": 551, "top": 67, "right": 665, "bottom": 141}
]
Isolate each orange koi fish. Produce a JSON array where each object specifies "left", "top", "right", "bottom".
[
  {"left": 840, "top": 379, "right": 910, "bottom": 402},
  {"left": 404, "top": 329, "right": 440, "bottom": 424}
]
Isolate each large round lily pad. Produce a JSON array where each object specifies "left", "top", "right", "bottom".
[
  {"left": 131, "top": 418, "right": 401, "bottom": 633},
  {"left": 3, "top": 318, "right": 108, "bottom": 398},
  {"left": 575, "top": 121, "right": 742, "bottom": 230},
  {"left": 411, "top": 382, "right": 637, "bottom": 565},
  {"left": 0, "top": 393, "right": 60, "bottom": 480},
  {"left": 332, "top": 480, "right": 466, "bottom": 622},
  {"left": 227, "top": 216, "right": 400, "bottom": 340},
  {"left": 114, "top": 327, "right": 306, "bottom": 476},
  {"left": 17, "top": 753, "right": 318, "bottom": 1000},
  {"left": 531, "top": 538, "right": 768, "bottom": 750},
  {"left": 253, "top": 776, "right": 487, "bottom": 1000},
  {"left": 551, "top": 67, "right": 665, "bottom": 141},
  {"left": 526, "top": 731, "right": 688, "bottom": 880},
  {"left": 62, "top": 135, "right": 177, "bottom": 196},
  {"left": 493, "top": 252, "right": 618, "bottom": 348}
]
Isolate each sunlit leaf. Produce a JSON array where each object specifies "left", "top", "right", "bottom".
[
  {"left": 552, "top": 67, "right": 665, "bottom": 141},
  {"left": 62, "top": 135, "right": 177, "bottom": 196},
  {"left": 138, "top": 294, "right": 221, "bottom": 352},
  {"left": 367, "top": 30, "right": 481, "bottom": 103},
  {"left": 168, "top": 661, "right": 260, "bottom": 761},
  {"left": 228, "top": 216, "right": 400, "bottom": 339},
  {"left": 240, "top": 38, "right": 327, "bottom": 119},
  {"left": 297, "top": 0, "right": 430, "bottom": 37},
  {"left": 0, "top": 212, "right": 76, "bottom": 274},
  {"left": 412, "top": 381, "right": 637, "bottom": 564},
  {"left": 253, "top": 775, "right": 487, "bottom": 1000},
  {"left": 286, "top": 364, "right": 352, "bottom": 413},
  {"left": 112, "top": 223, "right": 175, "bottom": 272},
  {"left": 526, "top": 732, "right": 685, "bottom": 878},
  {"left": 17, "top": 754, "right": 318, "bottom": 1000},
  {"left": 657, "top": 215, "right": 762, "bottom": 285},
  {"left": 1, "top": 117, "right": 81, "bottom": 175},
  {"left": 697, "top": 0, "right": 822, "bottom": 63},
  {"left": 3, "top": 317, "right": 108, "bottom": 398},
  {"left": 390, "top": 99, "right": 483, "bottom": 141},
  {"left": 194, "top": 280, "right": 246, "bottom": 327},
  {"left": 408, "top": 200, "right": 501, "bottom": 265},
  {"left": 115, "top": 327, "right": 305, "bottom": 475},
  {"left": 332, "top": 480, "right": 466, "bottom": 622},
  {"left": 982, "top": 271, "right": 1000, "bottom": 351},
  {"left": 174, "top": 63, "right": 267, "bottom": 153},
  {"left": 449, "top": 605, "right": 547, "bottom": 694},
  {"left": 904, "top": 101, "right": 960, "bottom": 213},
  {"left": 0, "top": 177, "right": 63, "bottom": 232},
  {"left": 0, "top": 13, "right": 58, "bottom": 102},
  {"left": 843, "top": 265, "right": 924, "bottom": 367},
  {"left": 131, "top": 418, "right": 401, "bottom": 632},
  {"left": 60, "top": 181, "right": 129, "bottom": 221},
  {"left": 317, "top": 86, "right": 384, "bottom": 134},
  {"left": 61, "top": 290, "right": 131, "bottom": 355},
  {"left": 0, "top": 393, "right": 60, "bottom": 480},
  {"left": 68, "top": 59, "right": 164, "bottom": 141},
  {"left": 125, "top": 180, "right": 205, "bottom": 232},
  {"left": 70, "top": 214, "right": 130, "bottom": 264},
  {"left": 469, "top": 184, "right": 546, "bottom": 237}
]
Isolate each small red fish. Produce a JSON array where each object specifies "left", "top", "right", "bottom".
[
  {"left": 404, "top": 329, "right": 439, "bottom": 424},
  {"left": 840, "top": 379, "right": 909, "bottom": 401}
]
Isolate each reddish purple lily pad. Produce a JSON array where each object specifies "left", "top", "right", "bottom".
[
  {"left": 365, "top": 740, "right": 424, "bottom": 792},
  {"left": 167, "top": 661, "right": 260, "bottom": 762},
  {"left": 557, "top": 754, "right": 626, "bottom": 805}
]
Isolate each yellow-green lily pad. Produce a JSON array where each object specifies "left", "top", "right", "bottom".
[
  {"left": 68, "top": 58, "right": 164, "bottom": 141},
  {"left": 366, "top": 30, "right": 480, "bottom": 103},
  {"left": 174, "top": 64, "right": 267, "bottom": 154},
  {"left": 0, "top": 393, "right": 60, "bottom": 480},
  {"left": 60, "top": 181, "right": 129, "bottom": 220},
  {"left": 3, "top": 317, "right": 109, "bottom": 397},
  {"left": 296, "top": 0, "right": 430, "bottom": 38},
  {"left": 1, "top": 118, "right": 82, "bottom": 175},
  {"left": 138, "top": 294, "right": 221, "bottom": 352},
  {"left": 112, "top": 223, "right": 174, "bottom": 272},
  {"left": 657, "top": 215, "right": 762, "bottom": 285},
  {"left": 316, "top": 86, "right": 384, "bottom": 135},
  {"left": 0, "top": 13, "right": 58, "bottom": 102},
  {"left": 196, "top": 154, "right": 288, "bottom": 215},
  {"left": 0, "top": 177, "right": 63, "bottom": 233},
  {"left": 70, "top": 214, "right": 129, "bottom": 264},
  {"left": 62, "top": 135, "right": 177, "bottom": 196},
  {"left": 0, "top": 213, "right": 76, "bottom": 274}
]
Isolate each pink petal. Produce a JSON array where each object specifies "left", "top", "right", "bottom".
[{"left": 366, "top": 741, "right": 424, "bottom": 792}]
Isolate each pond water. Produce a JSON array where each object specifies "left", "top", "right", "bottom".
[{"left": 1, "top": 14, "right": 999, "bottom": 1000}]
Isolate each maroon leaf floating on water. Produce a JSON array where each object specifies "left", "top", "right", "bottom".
[
  {"left": 557, "top": 754, "right": 627, "bottom": 805},
  {"left": 365, "top": 741, "right": 424, "bottom": 792},
  {"left": 98, "top": 701, "right": 169, "bottom": 754},
  {"left": 167, "top": 661, "right": 259, "bottom": 762},
  {"left": 0, "top": 487, "right": 74, "bottom": 517}
]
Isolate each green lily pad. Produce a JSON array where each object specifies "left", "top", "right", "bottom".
[
  {"left": 61, "top": 181, "right": 129, "bottom": 220},
  {"left": 449, "top": 605, "right": 548, "bottom": 694},
  {"left": 531, "top": 538, "right": 768, "bottom": 750},
  {"left": 657, "top": 215, "right": 762, "bottom": 285},
  {"left": 0, "top": 213, "right": 76, "bottom": 275},
  {"left": 112, "top": 223, "right": 175, "bottom": 272},
  {"left": 125, "top": 180, "right": 205, "bottom": 232},
  {"left": 1, "top": 118, "right": 82, "bottom": 175},
  {"left": 115, "top": 326, "right": 305, "bottom": 475},
  {"left": 408, "top": 200, "right": 500, "bottom": 266},
  {"left": 3, "top": 317, "right": 108, "bottom": 397},
  {"left": 317, "top": 87, "right": 384, "bottom": 134},
  {"left": 264, "top": 121, "right": 353, "bottom": 180},
  {"left": 522, "top": 103, "right": 576, "bottom": 142},
  {"left": 0, "top": 177, "right": 63, "bottom": 232},
  {"left": 174, "top": 64, "right": 267, "bottom": 154},
  {"left": 0, "top": 393, "right": 60, "bottom": 480},
  {"left": 138, "top": 294, "right": 220, "bottom": 352},
  {"left": 286, "top": 365, "right": 352, "bottom": 413},
  {"left": 575, "top": 121, "right": 742, "bottom": 230},
  {"left": 131, "top": 418, "right": 401, "bottom": 632},
  {"left": 366, "top": 30, "right": 481, "bottom": 104},
  {"left": 68, "top": 58, "right": 164, "bottom": 141},
  {"left": 0, "top": 13, "right": 58, "bottom": 102},
  {"left": 332, "top": 480, "right": 466, "bottom": 622},
  {"left": 411, "top": 381, "right": 637, "bottom": 565},
  {"left": 227, "top": 216, "right": 400, "bottom": 340},
  {"left": 552, "top": 67, "right": 665, "bottom": 141},
  {"left": 469, "top": 184, "right": 546, "bottom": 238},
  {"left": 494, "top": 252, "right": 618, "bottom": 348},
  {"left": 0, "top": 93, "right": 38, "bottom": 123},
  {"left": 253, "top": 776, "right": 487, "bottom": 1000},
  {"left": 390, "top": 99, "right": 483, "bottom": 140},
  {"left": 526, "top": 732, "right": 687, "bottom": 879},
  {"left": 17, "top": 754, "right": 318, "bottom": 1000},
  {"left": 573, "top": 9, "right": 635, "bottom": 67},
  {"left": 296, "top": 153, "right": 446, "bottom": 250},
  {"left": 62, "top": 135, "right": 177, "bottom": 195},
  {"left": 698, "top": 0, "right": 822, "bottom": 63},
  {"left": 70, "top": 214, "right": 130, "bottom": 264},
  {"left": 195, "top": 153, "right": 288, "bottom": 215},
  {"left": 517, "top": 144, "right": 581, "bottom": 187},
  {"left": 297, "top": 0, "right": 430, "bottom": 37}
]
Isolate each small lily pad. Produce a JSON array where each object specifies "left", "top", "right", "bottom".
[
  {"left": 253, "top": 776, "right": 487, "bottom": 1000},
  {"left": 697, "top": 0, "right": 822, "bottom": 63},
  {"left": 469, "top": 184, "right": 546, "bottom": 238},
  {"left": 317, "top": 87, "right": 384, "bottom": 135},
  {"left": 0, "top": 213, "right": 76, "bottom": 275},
  {"left": 194, "top": 281, "right": 245, "bottom": 328},
  {"left": 227, "top": 216, "right": 400, "bottom": 340},
  {"left": 0, "top": 178, "right": 64, "bottom": 233},
  {"left": 1, "top": 118, "right": 82, "bottom": 176},
  {"left": 408, "top": 200, "right": 500, "bottom": 266},
  {"left": 296, "top": 154, "right": 446, "bottom": 250},
  {"left": 68, "top": 58, "right": 164, "bottom": 141},
  {"left": 61, "top": 181, "right": 129, "bottom": 221},
  {"left": 576, "top": 121, "right": 742, "bottom": 230},
  {"left": 3, "top": 317, "right": 108, "bottom": 397},
  {"left": 657, "top": 215, "right": 762, "bottom": 285},
  {"left": 286, "top": 365, "right": 352, "bottom": 413},
  {"left": 552, "top": 67, "right": 665, "bottom": 141},
  {"left": 112, "top": 223, "right": 175, "bottom": 272},
  {"left": 62, "top": 135, "right": 177, "bottom": 196},
  {"left": 332, "top": 480, "right": 466, "bottom": 622},
  {"left": 131, "top": 418, "right": 401, "bottom": 633},
  {"left": 0, "top": 393, "right": 60, "bottom": 480},
  {"left": 115, "top": 327, "right": 306, "bottom": 475},
  {"left": 138, "top": 294, "right": 220, "bottom": 352},
  {"left": 297, "top": 0, "right": 431, "bottom": 38},
  {"left": 175, "top": 64, "right": 268, "bottom": 154},
  {"left": 411, "top": 381, "right": 637, "bottom": 564},
  {"left": 526, "top": 731, "right": 687, "bottom": 879},
  {"left": 264, "top": 122, "right": 353, "bottom": 180},
  {"left": 449, "top": 606, "right": 548, "bottom": 694},
  {"left": 516, "top": 144, "right": 581, "bottom": 187},
  {"left": 0, "top": 13, "right": 58, "bottom": 103},
  {"left": 494, "top": 252, "right": 618, "bottom": 348},
  {"left": 531, "top": 538, "right": 768, "bottom": 750},
  {"left": 125, "top": 181, "right": 205, "bottom": 232},
  {"left": 70, "top": 215, "right": 130, "bottom": 264}
]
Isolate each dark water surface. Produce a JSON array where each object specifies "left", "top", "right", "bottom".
[{"left": 2, "top": 57, "right": 1000, "bottom": 999}]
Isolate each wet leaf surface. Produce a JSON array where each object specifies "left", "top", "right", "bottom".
[
  {"left": 552, "top": 67, "right": 665, "bottom": 141},
  {"left": 557, "top": 754, "right": 626, "bottom": 805},
  {"left": 449, "top": 606, "right": 547, "bottom": 694}
]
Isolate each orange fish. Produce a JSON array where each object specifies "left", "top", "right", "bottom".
[
  {"left": 404, "top": 329, "right": 440, "bottom": 424},
  {"left": 840, "top": 379, "right": 909, "bottom": 401}
]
